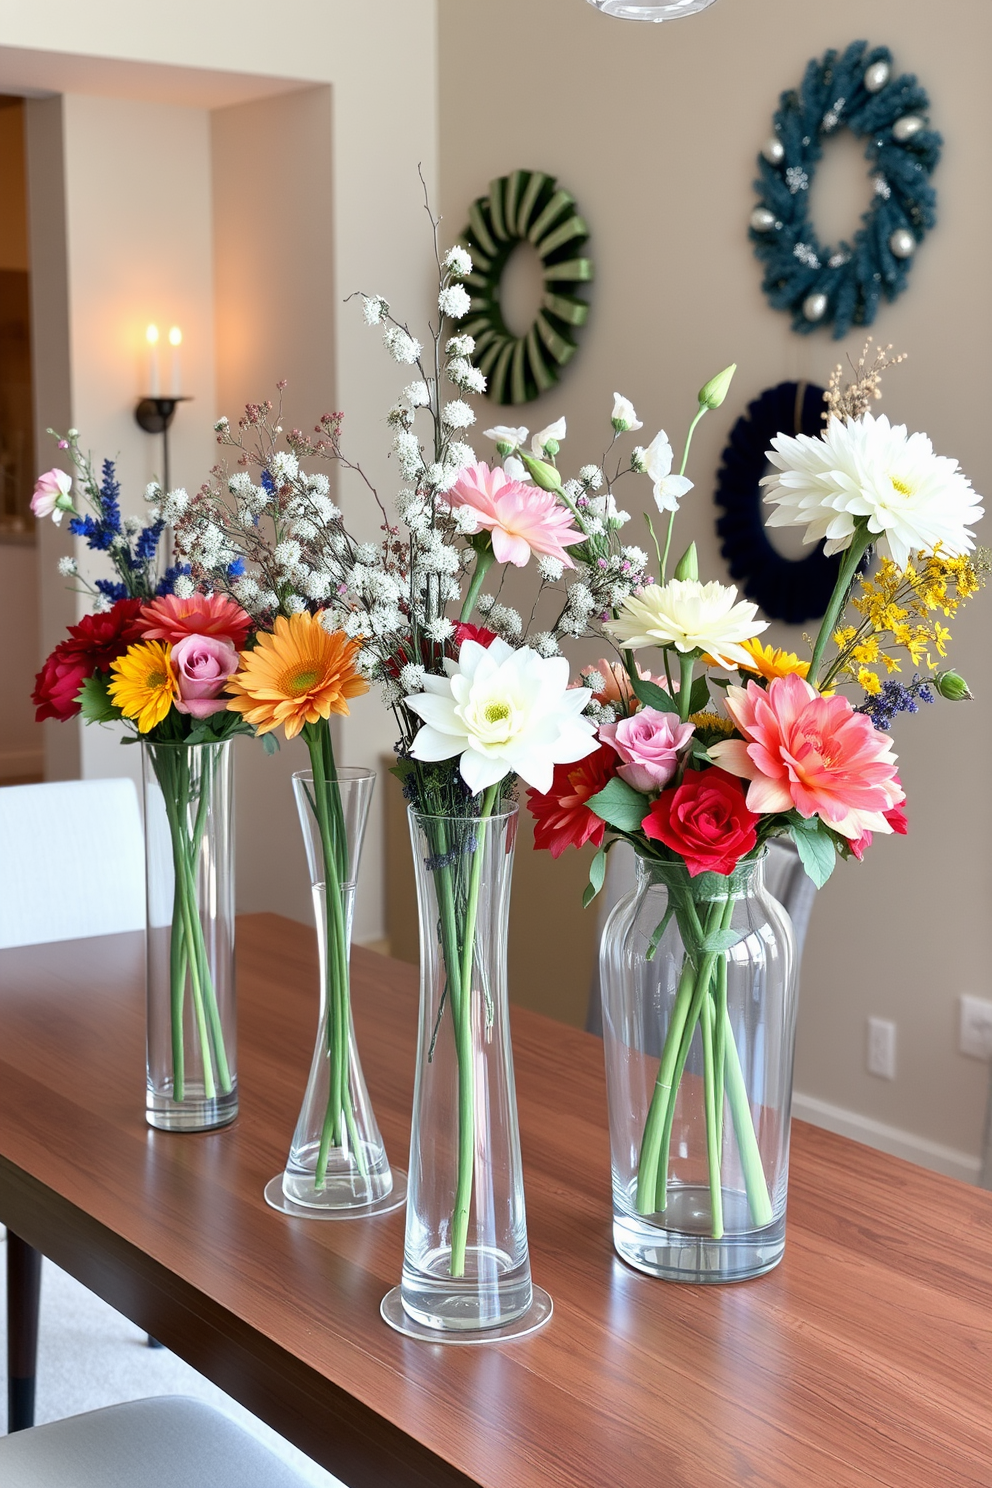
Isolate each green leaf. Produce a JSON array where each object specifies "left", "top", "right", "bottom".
[
  {"left": 688, "top": 676, "right": 712, "bottom": 716},
  {"left": 77, "top": 673, "right": 123, "bottom": 724},
  {"left": 585, "top": 776, "right": 650, "bottom": 834},
  {"left": 700, "top": 926, "right": 745, "bottom": 954},
  {"left": 261, "top": 733, "right": 280, "bottom": 755},
  {"left": 582, "top": 845, "right": 609, "bottom": 909},
  {"left": 788, "top": 819, "right": 837, "bottom": 888},
  {"left": 631, "top": 675, "right": 678, "bottom": 714},
  {"left": 645, "top": 903, "right": 675, "bottom": 961}
]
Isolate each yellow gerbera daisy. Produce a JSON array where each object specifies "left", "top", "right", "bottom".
[
  {"left": 109, "top": 640, "right": 178, "bottom": 733},
  {"left": 226, "top": 611, "right": 369, "bottom": 738},
  {"left": 737, "top": 637, "right": 810, "bottom": 681}
]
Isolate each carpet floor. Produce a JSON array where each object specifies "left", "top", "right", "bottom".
[{"left": 0, "top": 1233, "right": 344, "bottom": 1485}]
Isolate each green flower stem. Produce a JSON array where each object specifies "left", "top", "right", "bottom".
[
  {"left": 449, "top": 784, "right": 499, "bottom": 1279},
  {"left": 168, "top": 912, "right": 187, "bottom": 1103},
  {"left": 807, "top": 524, "right": 874, "bottom": 686},
  {"left": 722, "top": 1003, "right": 773, "bottom": 1227},
  {"left": 699, "top": 983, "right": 724, "bottom": 1239},
  {"left": 635, "top": 956, "right": 695, "bottom": 1215},
  {"left": 713, "top": 948, "right": 728, "bottom": 1170},
  {"left": 660, "top": 404, "right": 708, "bottom": 581},
  {"left": 172, "top": 793, "right": 231, "bottom": 1094},
  {"left": 459, "top": 546, "right": 496, "bottom": 623},
  {"left": 678, "top": 653, "right": 695, "bottom": 724}
]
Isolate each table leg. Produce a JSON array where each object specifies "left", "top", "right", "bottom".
[{"left": 6, "top": 1231, "right": 42, "bottom": 1432}]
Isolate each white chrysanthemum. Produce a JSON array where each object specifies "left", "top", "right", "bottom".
[
  {"left": 442, "top": 399, "right": 475, "bottom": 430},
  {"left": 275, "top": 539, "right": 301, "bottom": 571},
  {"left": 438, "top": 284, "right": 471, "bottom": 319},
  {"left": 446, "top": 440, "right": 476, "bottom": 471},
  {"left": 363, "top": 295, "right": 389, "bottom": 325},
  {"left": 393, "top": 430, "right": 422, "bottom": 479},
  {"left": 425, "top": 616, "right": 455, "bottom": 642},
  {"left": 161, "top": 488, "right": 190, "bottom": 523},
  {"left": 270, "top": 451, "right": 299, "bottom": 483},
  {"left": 406, "top": 637, "right": 598, "bottom": 794},
  {"left": 606, "top": 579, "right": 768, "bottom": 668},
  {"left": 531, "top": 631, "right": 560, "bottom": 658},
  {"left": 762, "top": 412, "right": 984, "bottom": 568},
  {"left": 641, "top": 430, "right": 693, "bottom": 514},
  {"left": 58, "top": 555, "right": 78, "bottom": 577},
  {"left": 537, "top": 555, "right": 564, "bottom": 583},
  {"left": 404, "top": 380, "right": 430, "bottom": 408},
  {"left": 302, "top": 571, "right": 333, "bottom": 600},
  {"left": 400, "top": 663, "right": 426, "bottom": 694},
  {"left": 383, "top": 327, "right": 422, "bottom": 365},
  {"left": 579, "top": 464, "right": 604, "bottom": 490},
  {"left": 234, "top": 576, "right": 260, "bottom": 604},
  {"left": 444, "top": 244, "right": 473, "bottom": 277},
  {"left": 446, "top": 334, "right": 476, "bottom": 356},
  {"left": 446, "top": 357, "right": 486, "bottom": 394}
]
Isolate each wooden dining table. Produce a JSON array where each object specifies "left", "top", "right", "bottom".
[{"left": 1, "top": 912, "right": 991, "bottom": 1487}]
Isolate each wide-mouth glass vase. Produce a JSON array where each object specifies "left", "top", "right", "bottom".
[
  {"left": 601, "top": 853, "right": 797, "bottom": 1282},
  {"left": 277, "top": 766, "right": 399, "bottom": 1212},
  {"left": 382, "top": 802, "right": 549, "bottom": 1341},
  {"left": 143, "top": 738, "right": 237, "bottom": 1132}
]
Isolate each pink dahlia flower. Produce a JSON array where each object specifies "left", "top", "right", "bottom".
[
  {"left": 449, "top": 461, "right": 584, "bottom": 568},
  {"left": 139, "top": 592, "right": 252, "bottom": 651},
  {"left": 708, "top": 672, "right": 904, "bottom": 840}
]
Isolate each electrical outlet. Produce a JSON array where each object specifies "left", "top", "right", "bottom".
[
  {"left": 959, "top": 995, "right": 992, "bottom": 1060},
  {"left": 867, "top": 1017, "right": 896, "bottom": 1079}
]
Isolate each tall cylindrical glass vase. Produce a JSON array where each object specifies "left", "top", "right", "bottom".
[
  {"left": 143, "top": 739, "right": 237, "bottom": 1132},
  {"left": 601, "top": 854, "right": 797, "bottom": 1283},
  {"left": 276, "top": 767, "right": 401, "bottom": 1213},
  {"left": 381, "top": 803, "right": 550, "bottom": 1341}
]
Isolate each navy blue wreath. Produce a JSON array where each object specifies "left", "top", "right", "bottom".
[
  {"left": 751, "top": 40, "right": 941, "bottom": 339},
  {"left": 715, "top": 381, "right": 841, "bottom": 626}
]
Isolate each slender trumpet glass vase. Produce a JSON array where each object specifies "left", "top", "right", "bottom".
[
  {"left": 381, "top": 802, "right": 551, "bottom": 1343},
  {"left": 601, "top": 854, "right": 797, "bottom": 1283},
  {"left": 271, "top": 766, "right": 404, "bottom": 1216},
  {"left": 143, "top": 739, "right": 237, "bottom": 1132}
]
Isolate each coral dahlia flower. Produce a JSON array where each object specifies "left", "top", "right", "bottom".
[
  {"left": 139, "top": 592, "right": 252, "bottom": 651},
  {"left": 708, "top": 672, "right": 904, "bottom": 840},
  {"left": 527, "top": 744, "right": 619, "bottom": 858},
  {"left": 225, "top": 612, "right": 368, "bottom": 738},
  {"left": 448, "top": 461, "right": 584, "bottom": 568}
]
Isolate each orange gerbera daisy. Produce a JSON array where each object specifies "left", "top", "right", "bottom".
[
  {"left": 226, "top": 612, "right": 368, "bottom": 738},
  {"left": 737, "top": 638, "right": 811, "bottom": 682},
  {"left": 108, "top": 640, "right": 178, "bottom": 732}
]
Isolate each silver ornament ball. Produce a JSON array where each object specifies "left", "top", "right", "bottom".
[
  {"left": 803, "top": 292, "right": 828, "bottom": 323},
  {"left": 892, "top": 115, "right": 924, "bottom": 143},
  {"left": 761, "top": 136, "right": 785, "bottom": 166},
  {"left": 864, "top": 60, "right": 891, "bottom": 94},
  {"left": 750, "top": 207, "right": 777, "bottom": 232},
  {"left": 889, "top": 228, "right": 916, "bottom": 259}
]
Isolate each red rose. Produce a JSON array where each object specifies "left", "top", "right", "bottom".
[
  {"left": 454, "top": 622, "right": 498, "bottom": 650},
  {"left": 527, "top": 743, "right": 619, "bottom": 858},
  {"left": 642, "top": 766, "right": 758, "bottom": 877},
  {"left": 32, "top": 598, "right": 143, "bottom": 723}
]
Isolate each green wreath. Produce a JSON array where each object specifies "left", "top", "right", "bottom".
[{"left": 458, "top": 171, "right": 593, "bottom": 406}]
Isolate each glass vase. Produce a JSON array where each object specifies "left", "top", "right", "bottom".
[
  {"left": 586, "top": 0, "right": 719, "bottom": 20},
  {"left": 381, "top": 803, "right": 551, "bottom": 1342},
  {"left": 143, "top": 739, "right": 237, "bottom": 1132},
  {"left": 274, "top": 766, "right": 402, "bottom": 1214},
  {"left": 601, "top": 854, "right": 797, "bottom": 1283}
]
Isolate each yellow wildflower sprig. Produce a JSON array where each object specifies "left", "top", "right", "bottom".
[{"left": 820, "top": 548, "right": 988, "bottom": 695}]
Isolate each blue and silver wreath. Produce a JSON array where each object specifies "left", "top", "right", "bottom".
[{"left": 750, "top": 40, "right": 941, "bottom": 339}]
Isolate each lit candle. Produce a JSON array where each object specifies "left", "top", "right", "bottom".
[
  {"left": 146, "top": 323, "right": 160, "bottom": 396},
  {"left": 168, "top": 325, "right": 182, "bottom": 397}
]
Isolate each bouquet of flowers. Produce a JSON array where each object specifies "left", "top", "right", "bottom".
[
  {"left": 524, "top": 342, "right": 984, "bottom": 1239},
  {"left": 31, "top": 435, "right": 254, "bottom": 1119}
]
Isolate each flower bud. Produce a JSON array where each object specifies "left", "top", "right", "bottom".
[
  {"left": 936, "top": 669, "right": 972, "bottom": 701},
  {"left": 697, "top": 364, "right": 737, "bottom": 411},
  {"left": 673, "top": 542, "right": 699, "bottom": 581},
  {"left": 519, "top": 451, "right": 563, "bottom": 492}
]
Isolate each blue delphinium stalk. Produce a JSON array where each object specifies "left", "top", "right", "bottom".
[{"left": 856, "top": 675, "right": 935, "bottom": 731}]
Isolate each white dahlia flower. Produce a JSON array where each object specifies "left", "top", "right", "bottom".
[
  {"left": 606, "top": 579, "right": 768, "bottom": 669},
  {"left": 406, "top": 637, "right": 597, "bottom": 794},
  {"left": 762, "top": 412, "right": 983, "bottom": 569}
]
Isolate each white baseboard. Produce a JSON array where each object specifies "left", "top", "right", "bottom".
[
  {"left": 0, "top": 748, "right": 44, "bottom": 780},
  {"left": 793, "top": 1091, "right": 982, "bottom": 1184}
]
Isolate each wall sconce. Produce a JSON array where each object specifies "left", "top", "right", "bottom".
[
  {"left": 135, "top": 323, "right": 190, "bottom": 494},
  {"left": 587, "top": 0, "right": 718, "bottom": 19}
]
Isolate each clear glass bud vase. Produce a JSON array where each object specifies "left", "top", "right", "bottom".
[
  {"left": 381, "top": 803, "right": 551, "bottom": 1342},
  {"left": 143, "top": 739, "right": 237, "bottom": 1132},
  {"left": 601, "top": 854, "right": 797, "bottom": 1283},
  {"left": 277, "top": 766, "right": 400, "bottom": 1213}
]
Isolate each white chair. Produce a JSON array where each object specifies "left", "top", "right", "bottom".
[
  {"left": 586, "top": 837, "right": 818, "bottom": 1036},
  {"left": 0, "top": 1396, "right": 313, "bottom": 1486},
  {"left": 0, "top": 777, "right": 147, "bottom": 1430},
  {"left": 0, "top": 778, "right": 146, "bottom": 948}
]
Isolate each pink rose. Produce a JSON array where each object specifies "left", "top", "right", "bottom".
[
  {"left": 31, "top": 468, "right": 74, "bottom": 524},
  {"left": 171, "top": 633, "right": 239, "bottom": 718},
  {"left": 598, "top": 707, "right": 695, "bottom": 794}
]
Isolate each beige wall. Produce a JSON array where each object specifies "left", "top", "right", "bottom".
[{"left": 438, "top": 0, "right": 992, "bottom": 1173}]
